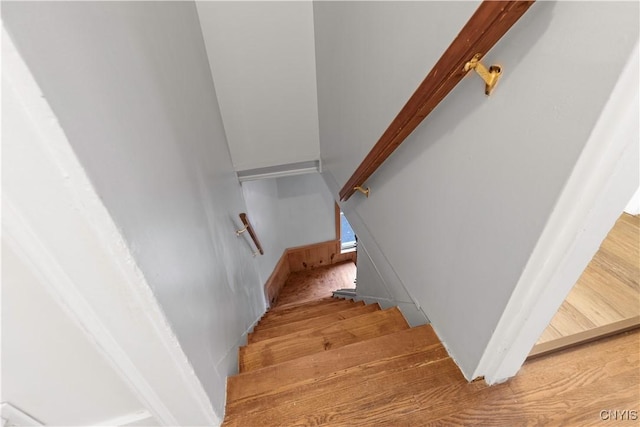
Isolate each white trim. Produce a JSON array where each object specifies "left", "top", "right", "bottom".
[
  {"left": 94, "top": 410, "right": 154, "bottom": 427},
  {"left": 2, "top": 28, "right": 220, "bottom": 426},
  {"left": 237, "top": 160, "right": 321, "bottom": 182},
  {"left": 475, "top": 43, "right": 639, "bottom": 383},
  {"left": 1, "top": 403, "right": 43, "bottom": 427},
  {"left": 1, "top": 203, "right": 178, "bottom": 426}
]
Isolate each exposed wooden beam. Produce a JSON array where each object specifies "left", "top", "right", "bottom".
[{"left": 339, "top": 1, "right": 535, "bottom": 201}]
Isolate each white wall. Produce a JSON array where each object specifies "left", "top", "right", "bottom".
[
  {"left": 314, "top": 1, "right": 639, "bottom": 378},
  {"left": 242, "top": 173, "right": 336, "bottom": 284},
  {"left": 196, "top": 0, "right": 320, "bottom": 171},
  {"left": 3, "top": 1, "right": 266, "bottom": 418},
  {"left": 2, "top": 24, "right": 216, "bottom": 425},
  {"left": 2, "top": 241, "right": 154, "bottom": 426}
]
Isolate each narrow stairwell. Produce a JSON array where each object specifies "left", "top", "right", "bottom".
[{"left": 223, "top": 296, "right": 460, "bottom": 426}]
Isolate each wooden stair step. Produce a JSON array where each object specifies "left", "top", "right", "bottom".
[
  {"left": 228, "top": 324, "right": 442, "bottom": 407},
  {"left": 255, "top": 300, "right": 363, "bottom": 331},
  {"left": 224, "top": 345, "right": 458, "bottom": 425},
  {"left": 248, "top": 303, "right": 381, "bottom": 343},
  {"left": 260, "top": 297, "right": 351, "bottom": 321},
  {"left": 267, "top": 296, "right": 337, "bottom": 313},
  {"left": 239, "top": 307, "right": 409, "bottom": 372}
]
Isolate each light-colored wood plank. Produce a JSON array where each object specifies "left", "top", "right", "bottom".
[
  {"left": 239, "top": 307, "right": 409, "bottom": 372},
  {"left": 542, "top": 300, "right": 597, "bottom": 338},
  {"left": 227, "top": 324, "right": 442, "bottom": 407},
  {"left": 537, "top": 212, "right": 640, "bottom": 350},
  {"left": 529, "top": 315, "right": 640, "bottom": 358},
  {"left": 248, "top": 303, "right": 381, "bottom": 343}
]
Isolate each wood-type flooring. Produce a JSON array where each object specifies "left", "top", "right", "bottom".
[{"left": 533, "top": 212, "right": 640, "bottom": 356}]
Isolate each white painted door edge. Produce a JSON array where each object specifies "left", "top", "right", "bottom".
[
  {"left": 2, "top": 27, "right": 220, "bottom": 426},
  {"left": 474, "top": 42, "right": 639, "bottom": 383},
  {"left": 1, "top": 403, "right": 44, "bottom": 427}
]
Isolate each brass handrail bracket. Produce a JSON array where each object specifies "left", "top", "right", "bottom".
[
  {"left": 464, "top": 53, "right": 502, "bottom": 96},
  {"left": 354, "top": 186, "right": 370, "bottom": 198},
  {"left": 235, "top": 226, "right": 248, "bottom": 236}
]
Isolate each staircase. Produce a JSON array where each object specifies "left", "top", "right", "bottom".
[{"left": 223, "top": 296, "right": 461, "bottom": 426}]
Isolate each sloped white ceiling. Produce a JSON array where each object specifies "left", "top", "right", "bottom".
[{"left": 196, "top": 1, "right": 320, "bottom": 172}]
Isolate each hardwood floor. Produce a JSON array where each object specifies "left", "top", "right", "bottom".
[
  {"left": 273, "top": 261, "right": 356, "bottom": 307},
  {"left": 371, "top": 330, "right": 639, "bottom": 426},
  {"left": 533, "top": 212, "right": 640, "bottom": 356}
]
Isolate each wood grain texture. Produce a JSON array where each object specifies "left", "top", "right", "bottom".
[
  {"left": 226, "top": 330, "right": 639, "bottom": 426},
  {"left": 267, "top": 295, "right": 338, "bottom": 314},
  {"left": 248, "top": 303, "right": 381, "bottom": 344},
  {"left": 263, "top": 250, "right": 290, "bottom": 307},
  {"left": 227, "top": 344, "right": 451, "bottom": 421},
  {"left": 339, "top": 1, "right": 535, "bottom": 201},
  {"left": 537, "top": 213, "right": 640, "bottom": 347},
  {"left": 227, "top": 324, "right": 441, "bottom": 406},
  {"left": 530, "top": 315, "right": 640, "bottom": 358},
  {"left": 255, "top": 300, "right": 361, "bottom": 332},
  {"left": 287, "top": 240, "right": 356, "bottom": 272},
  {"left": 239, "top": 308, "right": 409, "bottom": 372},
  {"left": 264, "top": 242, "right": 356, "bottom": 308},
  {"left": 275, "top": 261, "right": 357, "bottom": 307}
]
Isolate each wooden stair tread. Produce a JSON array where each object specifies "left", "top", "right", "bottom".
[
  {"left": 224, "top": 346, "right": 459, "bottom": 425},
  {"left": 239, "top": 307, "right": 409, "bottom": 372},
  {"left": 255, "top": 300, "right": 363, "bottom": 331},
  {"left": 248, "top": 303, "right": 381, "bottom": 343},
  {"left": 228, "top": 324, "right": 441, "bottom": 406},
  {"left": 267, "top": 296, "right": 337, "bottom": 313}
]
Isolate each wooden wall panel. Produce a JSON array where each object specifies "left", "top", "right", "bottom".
[
  {"left": 264, "top": 252, "right": 290, "bottom": 307},
  {"left": 264, "top": 242, "right": 358, "bottom": 306},
  {"left": 287, "top": 240, "right": 343, "bottom": 272}
]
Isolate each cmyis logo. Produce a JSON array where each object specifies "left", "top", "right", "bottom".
[{"left": 599, "top": 410, "right": 638, "bottom": 421}]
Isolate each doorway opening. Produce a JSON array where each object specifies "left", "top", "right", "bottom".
[{"left": 529, "top": 210, "right": 640, "bottom": 358}]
